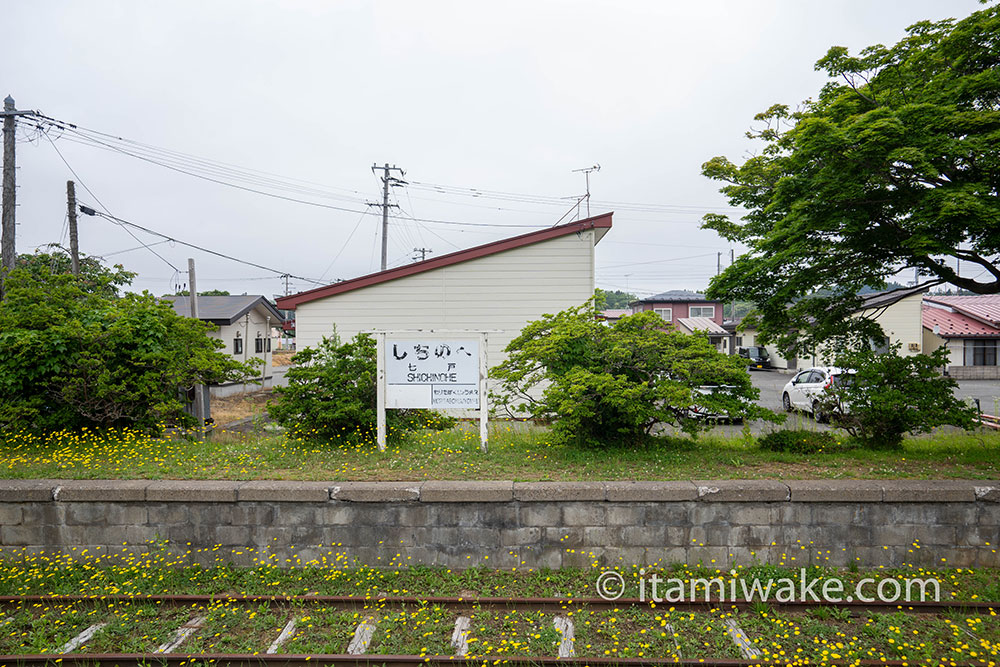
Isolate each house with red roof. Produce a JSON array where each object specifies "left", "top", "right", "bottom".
[
  {"left": 923, "top": 295, "right": 1000, "bottom": 379},
  {"left": 276, "top": 213, "right": 612, "bottom": 390}
]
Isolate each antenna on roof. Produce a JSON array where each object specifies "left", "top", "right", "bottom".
[{"left": 571, "top": 164, "right": 601, "bottom": 218}]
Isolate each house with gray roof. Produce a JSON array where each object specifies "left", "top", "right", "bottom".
[
  {"left": 162, "top": 295, "right": 284, "bottom": 395},
  {"left": 629, "top": 290, "right": 731, "bottom": 351}
]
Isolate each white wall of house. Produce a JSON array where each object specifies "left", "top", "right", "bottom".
[
  {"left": 853, "top": 292, "right": 925, "bottom": 356},
  {"left": 294, "top": 230, "right": 598, "bottom": 384},
  {"left": 922, "top": 328, "right": 959, "bottom": 366},
  {"left": 208, "top": 306, "right": 273, "bottom": 395}
]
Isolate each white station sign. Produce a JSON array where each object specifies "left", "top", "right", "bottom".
[{"left": 385, "top": 338, "right": 480, "bottom": 409}]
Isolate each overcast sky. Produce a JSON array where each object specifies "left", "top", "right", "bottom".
[{"left": 5, "top": 0, "right": 984, "bottom": 299}]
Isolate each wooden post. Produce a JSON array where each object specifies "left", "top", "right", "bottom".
[
  {"left": 479, "top": 332, "right": 488, "bottom": 453},
  {"left": 376, "top": 331, "right": 386, "bottom": 451},
  {"left": 1, "top": 95, "right": 16, "bottom": 298},
  {"left": 188, "top": 258, "right": 205, "bottom": 431},
  {"left": 67, "top": 181, "right": 80, "bottom": 276}
]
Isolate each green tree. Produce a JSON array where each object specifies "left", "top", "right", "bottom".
[
  {"left": 491, "top": 303, "right": 779, "bottom": 447},
  {"left": 174, "top": 289, "right": 232, "bottom": 296},
  {"left": 0, "top": 264, "right": 255, "bottom": 432},
  {"left": 268, "top": 332, "right": 454, "bottom": 443},
  {"left": 15, "top": 248, "right": 134, "bottom": 299},
  {"left": 817, "top": 344, "right": 977, "bottom": 449},
  {"left": 594, "top": 288, "right": 636, "bottom": 309},
  {"left": 702, "top": 5, "right": 1000, "bottom": 352}
]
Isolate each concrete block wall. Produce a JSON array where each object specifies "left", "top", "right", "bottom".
[{"left": 1, "top": 479, "right": 998, "bottom": 569}]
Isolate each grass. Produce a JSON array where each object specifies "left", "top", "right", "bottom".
[
  {"left": 2, "top": 423, "right": 1000, "bottom": 481},
  {"left": 0, "top": 548, "right": 996, "bottom": 661}
]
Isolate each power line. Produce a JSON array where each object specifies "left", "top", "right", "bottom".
[
  {"left": 79, "top": 207, "right": 327, "bottom": 286},
  {"left": 42, "top": 128, "right": 182, "bottom": 274}
]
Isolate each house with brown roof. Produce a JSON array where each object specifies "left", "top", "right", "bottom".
[
  {"left": 276, "top": 214, "right": 612, "bottom": 393},
  {"left": 923, "top": 295, "right": 1000, "bottom": 379}
]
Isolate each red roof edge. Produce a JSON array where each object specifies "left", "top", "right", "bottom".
[{"left": 277, "top": 212, "right": 613, "bottom": 309}]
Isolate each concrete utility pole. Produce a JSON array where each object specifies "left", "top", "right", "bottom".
[
  {"left": 370, "top": 163, "right": 406, "bottom": 271},
  {"left": 1, "top": 95, "right": 17, "bottom": 297},
  {"left": 67, "top": 181, "right": 80, "bottom": 276},
  {"left": 188, "top": 258, "right": 206, "bottom": 431},
  {"left": 412, "top": 247, "right": 432, "bottom": 262}
]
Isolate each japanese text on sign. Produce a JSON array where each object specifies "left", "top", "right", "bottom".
[
  {"left": 385, "top": 338, "right": 481, "bottom": 409},
  {"left": 385, "top": 339, "right": 479, "bottom": 385}
]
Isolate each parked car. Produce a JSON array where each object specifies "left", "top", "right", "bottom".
[
  {"left": 688, "top": 384, "right": 746, "bottom": 423},
  {"left": 781, "top": 366, "right": 854, "bottom": 423},
  {"left": 738, "top": 346, "right": 772, "bottom": 370}
]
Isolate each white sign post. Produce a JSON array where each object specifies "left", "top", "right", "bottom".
[{"left": 376, "top": 331, "right": 489, "bottom": 453}]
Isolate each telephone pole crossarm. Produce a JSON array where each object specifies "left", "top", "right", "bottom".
[{"left": 371, "top": 163, "right": 407, "bottom": 272}]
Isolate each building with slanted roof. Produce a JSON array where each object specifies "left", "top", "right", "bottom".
[
  {"left": 162, "top": 295, "right": 284, "bottom": 395},
  {"left": 629, "top": 290, "right": 730, "bottom": 351},
  {"left": 276, "top": 214, "right": 612, "bottom": 394},
  {"left": 923, "top": 295, "right": 1000, "bottom": 379}
]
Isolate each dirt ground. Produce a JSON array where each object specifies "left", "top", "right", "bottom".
[
  {"left": 211, "top": 390, "right": 276, "bottom": 425},
  {"left": 271, "top": 350, "right": 295, "bottom": 366}
]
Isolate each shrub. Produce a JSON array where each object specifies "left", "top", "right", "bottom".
[
  {"left": 0, "top": 260, "right": 254, "bottom": 433},
  {"left": 757, "top": 429, "right": 837, "bottom": 454},
  {"left": 490, "top": 302, "right": 781, "bottom": 448},
  {"left": 268, "top": 331, "right": 455, "bottom": 443},
  {"left": 819, "top": 343, "right": 977, "bottom": 450}
]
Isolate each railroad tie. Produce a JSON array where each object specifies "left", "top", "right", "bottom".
[
  {"left": 346, "top": 615, "right": 377, "bottom": 654},
  {"left": 450, "top": 616, "right": 471, "bottom": 657},
  {"left": 59, "top": 623, "right": 108, "bottom": 653},
  {"left": 553, "top": 615, "right": 575, "bottom": 658},
  {"left": 267, "top": 617, "right": 298, "bottom": 654},
  {"left": 156, "top": 615, "right": 206, "bottom": 653},
  {"left": 723, "top": 617, "right": 760, "bottom": 660},
  {"left": 665, "top": 622, "right": 682, "bottom": 658}
]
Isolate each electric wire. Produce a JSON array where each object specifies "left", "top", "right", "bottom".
[
  {"left": 42, "top": 128, "right": 182, "bottom": 274},
  {"left": 82, "top": 208, "right": 327, "bottom": 286}
]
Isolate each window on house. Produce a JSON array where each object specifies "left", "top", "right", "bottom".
[
  {"left": 233, "top": 338, "right": 243, "bottom": 355},
  {"left": 870, "top": 336, "right": 890, "bottom": 354},
  {"left": 654, "top": 308, "right": 672, "bottom": 322},
  {"left": 689, "top": 306, "right": 715, "bottom": 318},
  {"left": 964, "top": 339, "right": 997, "bottom": 366},
  {"left": 255, "top": 337, "right": 264, "bottom": 354},
  {"left": 266, "top": 338, "right": 272, "bottom": 352},
  {"left": 735, "top": 336, "right": 743, "bottom": 347}
]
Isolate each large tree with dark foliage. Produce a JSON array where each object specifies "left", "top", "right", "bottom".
[{"left": 702, "top": 5, "right": 1000, "bottom": 351}]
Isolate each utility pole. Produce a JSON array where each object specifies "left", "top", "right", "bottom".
[
  {"left": 717, "top": 252, "right": 722, "bottom": 276},
  {"left": 370, "top": 163, "right": 406, "bottom": 271},
  {"left": 188, "top": 258, "right": 206, "bottom": 431},
  {"left": 412, "top": 247, "right": 432, "bottom": 262},
  {"left": 1, "top": 95, "right": 18, "bottom": 297},
  {"left": 729, "top": 248, "right": 736, "bottom": 321},
  {"left": 572, "top": 164, "right": 600, "bottom": 218},
  {"left": 281, "top": 273, "right": 291, "bottom": 296},
  {"left": 67, "top": 181, "right": 80, "bottom": 276}
]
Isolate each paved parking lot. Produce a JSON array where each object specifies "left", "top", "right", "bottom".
[{"left": 663, "top": 369, "right": 1000, "bottom": 437}]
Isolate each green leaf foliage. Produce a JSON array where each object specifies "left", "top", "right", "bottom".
[
  {"left": 757, "top": 429, "right": 838, "bottom": 454},
  {"left": 819, "top": 343, "right": 977, "bottom": 450},
  {"left": 490, "top": 303, "right": 781, "bottom": 447},
  {"left": 0, "top": 261, "right": 256, "bottom": 433},
  {"left": 702, "top": 5, "right": 1000, "bottom": 353},
  {"left": 594, "top": 288, "right": 636, "bottom": 310},
  {"left": 267, "top": 332, "right": 456, "bottom": 443}
]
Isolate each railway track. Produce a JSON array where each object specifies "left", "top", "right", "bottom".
[{"left": 0, "top": 594, "right": 996, "bottom": 666}]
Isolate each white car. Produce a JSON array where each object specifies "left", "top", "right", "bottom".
[{"left": 781, "top": 366, "right": 853, "bottom": 423}]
